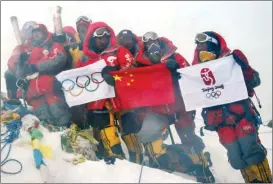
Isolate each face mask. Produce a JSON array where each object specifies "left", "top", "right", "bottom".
[
  {"left": 199, "top": 51, "right": 216, "bottom": 62},
  {"left": 147, "top": 43, "right": 162, "bottom": 64},
  {"left": 32, "top": 30, "right": 47, "bottom": 46}
]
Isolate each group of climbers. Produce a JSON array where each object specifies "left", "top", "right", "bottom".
[{"left": 3, "top": 10, "right": 272, "bottom": 183}]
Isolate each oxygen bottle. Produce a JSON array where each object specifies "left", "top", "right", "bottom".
[{"left": 53, "top": 6, "right": 63, "bottom": 36}]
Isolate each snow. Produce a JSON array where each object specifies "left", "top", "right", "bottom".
[
  {"left": 1, "top": 115, "right": 194, "bottom": 183},
  {"left": 1, "top": 113, "right": 272, "bottom": 183}
]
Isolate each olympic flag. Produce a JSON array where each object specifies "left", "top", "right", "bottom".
[
  {"left": 56, "top": 60, "right": 115, "bottom": 107},
  {"left": 178, "top": 55, "right": 248, "bottom": 111}
]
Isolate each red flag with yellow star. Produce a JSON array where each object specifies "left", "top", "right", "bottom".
[{"left": 110, "top": 64, "right": 175, "bottom": 110}]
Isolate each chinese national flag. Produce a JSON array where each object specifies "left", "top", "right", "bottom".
[{"left": 110, "top": 64, "right": 175, "bottom": 110}]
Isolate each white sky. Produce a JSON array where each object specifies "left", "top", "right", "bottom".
[{"left": 1, "top": 1, "right": 272, "bottom": 121}]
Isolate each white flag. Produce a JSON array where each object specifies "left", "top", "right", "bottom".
[
  {"left": 56, "top": 60, "right": 115, "bottom": 107},
  {"left": 178, "top": 55, "right": 248, "bottom": 111}
]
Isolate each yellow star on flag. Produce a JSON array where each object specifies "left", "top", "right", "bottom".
[
  {"left": 119, "top": 72, "right": 135, "bottom": 87},
  {"left": 113, "top": 75, "right": 122, "bottom": 81}
]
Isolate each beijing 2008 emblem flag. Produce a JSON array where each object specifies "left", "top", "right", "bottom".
[{"left": 177, "top": 55, "right": 248, "bottom": 111}]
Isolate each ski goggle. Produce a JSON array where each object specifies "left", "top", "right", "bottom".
[
  {"left": 142, "top": 32, "right": 159, "bottom": 42},
  {"left": 76, "top": 16, "right": 91, "bottom": 24},
  {"left": 93, "top": 27, "right": 110, "bottom": 37},
  {"left": 195, "top": 33, "right": 218, "bottom": 45}
]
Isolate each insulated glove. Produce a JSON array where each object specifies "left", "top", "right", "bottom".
[
  {"left": 165, "top": 59, "right": 180, "bottom": 72},
  {"left": 101, "top": 66, "right": 119, "bottom": 86},
  {"left": 23, "top": 64, "right": 38, "bottom": 75},
  {"left": 165, "top": 59, "right": 181, "bottom": 80}
]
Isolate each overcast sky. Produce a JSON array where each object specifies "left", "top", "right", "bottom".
[{"left": 1, "top": 1, "right": 272, "bottom": 121}]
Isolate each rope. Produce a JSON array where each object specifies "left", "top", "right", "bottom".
[
  {"left": 1, "top": 119, "right": 23, "bottom": 174},
  {"left": 138, "top": 152, "right": 149, "bottom": 183},
  {"left": 138, "top": 161, "right": 144, "bottom": 183}
]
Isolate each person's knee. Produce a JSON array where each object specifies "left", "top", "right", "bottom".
[
  {"left": 238, "top": 133, "right": 267, "bottom": 166},
  {"left": 48, "top": 101, "right": 71, "bottom": 127},
  {"left": 218, "top": 126, "right": 248, "bottom": 169},
  {"left": 224, "top": 141, "right": 248, "bottom": 169},
  {"left": 236, "top": 118, "right": 266, "bottom": 166},
  {"left": 70, "top": 106, "right": 87, "bottom": 129}
]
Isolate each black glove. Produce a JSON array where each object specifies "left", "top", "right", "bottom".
[
  {"left": 102, "top": 66, "right": 119, "bottom": 86},
  {"left": 104, "top": 157, "right": 116, "bottom": 165},
  {"left": 232, "top": 52, "right": 247, "bottom": 70},
  {"left": 102, "top": 66, "right": 119, "bottom": 74},
  {"left": 103, "top": 74, "right": 115, "bottom": 86},
  {"left": 19, "top": 52, "right": 30, "bottom": 66},
  {"left": 166, "top": 59, "right": 181, "bottom": 80},
  {"left": 166, "top": 59, "right": 180, "bottom": 72},
  {"left": 23, "top": 64, "right": 38, "bottom": 75},
  {"left": 53, "top": 34, "right": 66, "bottom": 44}
]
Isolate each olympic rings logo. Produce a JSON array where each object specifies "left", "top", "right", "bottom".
[
  {"left": 61, "top": 72, "right": 105, "bottom": 96},
  {"left": 206, "top": 90, "right": 221, "bottom": 99}
]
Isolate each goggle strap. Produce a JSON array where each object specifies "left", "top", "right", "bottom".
[{"left": 196, "top": 33, "right": 218, "bottom": 45}]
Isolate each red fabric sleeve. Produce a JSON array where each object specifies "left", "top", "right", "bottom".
[
  {"left": 8, "top": 45, "right": 24, "bottom": 72},
  {"left": 117, "top": 47, "right": 135, "bottom": 69},
  {"left": 233, "top": 49, "right": 255, "bottom": 81},
  {"left": 174, "top": 53, "right": 190, "bottom": 68}
]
